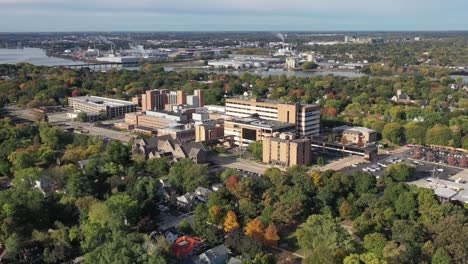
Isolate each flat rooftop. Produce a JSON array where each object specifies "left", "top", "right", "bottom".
[
  {"left": 227, "top": 116, "right": 295, "bottom": 130},
  {"left": 70, "top": 96, "right": 135, "bottom": 107},
  {"left": 226, "top": 97, "right": 318, "bottom": 107}
]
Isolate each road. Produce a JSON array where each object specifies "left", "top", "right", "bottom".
[
  {"left": 48, "top": 112, "right": 134, "bottom": 143},
  {"left": 319, "top": 155, "right": 366, "bottom": 171}
]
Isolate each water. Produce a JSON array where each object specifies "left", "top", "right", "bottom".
[
  {"left": 0, "top": 48, "right": 84, "bottom": 66},
  {"left": 450, "top": 75, "right": 468, "bottom": 83}
]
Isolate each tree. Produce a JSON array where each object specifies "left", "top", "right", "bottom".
[
  {"left": 105, "top": 141, "right": 130, "bottom": 165},
  {"left": 168, "top": 159, "right": 209, "bottom": 193},
  {"left": 302, "top": 62, "right": 318, "bottom": 70},
  {"left": 264, "top": 223, "right": 280, "bottom": 246},
  {"left": 339, "top": 200, "right": 353, "bottom": 219},
  {"left": 316, "top": 156, "right": 325, "bottom": 166},
  {"left": 432, "top": 248, "right": 451, "bottom": 264},
  {"left": 209, "top": 205, "right": 223, "bottom": 225},
  {"left": 226, "top": 175, "right": 240, "bottom": 191},
  {"left": 77, "top": 112, "right": 88, "bottom": 122},
  {"left": 66, "top": 166, "right": 91, "bottom": 198},
  {"left": 295, "top": 214, "right": 356, "bottom": 254},
  {"left": 224, "top": 210, "right": 240, "bottom": 233},
  {"left": 87, "top": 194, "right": 139, "bottom": 229},
  {"left": 426, "top": 125, "right": 452, "bottom": 146},
  {"left": 178, "top": 219, "right": 192, "bottom": 234},
  {"left": 384, "top": 163, "right": 415, "bottom": 182},
  {"left": 84, "top": 233, "right": 154, "bottom": 264},
  {"left": 248, "top": 141, "right": 263, "bottom": 160},
  {"left": 245, "top": 218, "right": 264, "bottom": 242},
  {"left": 225, "top": 228, "right": 263, "bottom": 257},
  {"left": 429, "top": 215, "right": 468, "bottom": 263},
  {"left": 395, "top": 192, "right": 417, "bottom": 219},
  {"left": 146, "top": 157, "right": 170, "bottom": 177},
  {"left": 405, "top": 122, "right": 426, "bottom": 145},
  {"left": 193, "top": 204, "right": 208, "bottom": 236},
  {"left": 382, "top": 123, "right": 403, "bottom": 145},
  {"left": 363, "top": 233, "right": 387, "bottom": 259},
  {"left": 39, "top": 124, "right": 69, "bottom": 149}
]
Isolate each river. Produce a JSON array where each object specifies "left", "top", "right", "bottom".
[
  {"left": 0, "top": 48, "right": 465, "bottom": 81},
  {"left": 0, "top": 48, "right": 84, "bottom": 66}
]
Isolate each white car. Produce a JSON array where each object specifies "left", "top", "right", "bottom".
[
  {"left": 378, "top": 163, "right": 387, "bottom": 168},
  {"left": 362, "top": 168, "right": 369, "bottom": 172}
]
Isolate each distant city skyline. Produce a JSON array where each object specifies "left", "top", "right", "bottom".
[{"left": 1, "top": 0, "right": 467, "bottom": 32}]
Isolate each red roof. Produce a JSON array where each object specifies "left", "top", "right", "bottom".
[{"left": 172, "top": 236, "right": 202, "bottom": 258}]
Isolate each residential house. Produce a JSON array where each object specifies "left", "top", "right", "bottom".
[
  {"left": 172, "top": 236, "right": 203, "bottom": 259},
  {"left": 193, "top": 244, "right": 231, "bottom": 264},
  {"left": 391, "top": 89, "right": 413, "bottom": 104},
  {"left": 194, "top": 186, "right": 212, "bottom": 202},
  {"left": 132, "top": 137, "right": 159, "bottom": 157},
  {"left": 34, "top": 178, "right": 57, "bottom": 196},
  {"left": 133, "top": 135, "right": 208, "bottom": 163},
  {"left": 177, "top": 193, "right": 198, "bottom": 209},
  {"left": 77, "top": 159, "right": 90, "bottom": 170}
]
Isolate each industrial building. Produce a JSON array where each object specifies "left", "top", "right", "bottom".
[
  {"left": 225, "top": 98, "right": 320, "bottom": 138},
  {"left": 263, "top": 133, "right": 312, "bottom": 167},
  {"left": 68, "top": 95, "right": 137, "bottom": 119}
]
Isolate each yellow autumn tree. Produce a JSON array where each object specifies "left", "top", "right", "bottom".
[
  {"left": 264, "top": 223, "right": 280, "bottom": 246},
  {"left": 209, "top": 205, "right": 223, "bottom": 225},
  {"left": 245, "top": 218, "right": 264, "bottom": 241},
  {"left": 339, "top": 200, "right": 353, "bottom": 219},
  {"left": 223, "top": 210, "right": 240, "bottom": 233},
  {"left": 310, "top": 170, "right": 322, "bottom": 188}
]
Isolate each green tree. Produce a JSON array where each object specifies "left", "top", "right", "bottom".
[
  {"left": 425, "top": 125, "right": 452, "bottom": 146},
  {"left": 384, "top": 163, "right": 415, "bottom": 182},
  {"left": 77, "top": 112, "right": 88, "bottom": 122},
  {"left": 39, "top": 123, "right": 69, "bottom": 149},
  {"left": 431, "top": 248, "right": 451, "bottom": 264},
  {"left": 105, "top": 140, "right": 130, "bottom": 165},
  {"left": 382, "top": 123, "right": 403, "bottom": 145},
  {"left": 168, "top": 159, "right": 209, "bottom": 193},
  {"left": 295, "top": 214, "right": 356, "bottom": 254},
  {"left": 363, "top": 233, "right": 387, "bottom": 259},
  {"left": 146, "top": 157, "right": 170, "bottom": 177},
  {"left": 248, "top": 141, "right": 263, "bottom": 160},
  {"left": 302, "top": 62, "right": 319, "bottom": 70},
  {"left": 404, "top": 122, "right": 426, "bottom": 145}
]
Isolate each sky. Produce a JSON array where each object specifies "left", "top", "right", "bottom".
[{"left": 0, "top": 0, "right": 467, "bottom": 32}]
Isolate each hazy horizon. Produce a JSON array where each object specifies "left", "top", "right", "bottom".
[{"left": 1, "top": 0, "right": 467, "bottom": 32}]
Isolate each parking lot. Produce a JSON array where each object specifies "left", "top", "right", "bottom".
[{"left": 341, "top": 147, "right": 463, "bottom": 181}]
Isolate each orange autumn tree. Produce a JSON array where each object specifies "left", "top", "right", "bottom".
[
  {"left": 245, "top": 218, "right": 264, "bottom": 241},
  {"left": 223, "top": 210, "right": 240, "bottom": 233},
  {"left": 226, "top": 175, "right": 239, "bottom": 191},
  {"left": 264, "top": 223, "right": 280, "bottom": 246}
]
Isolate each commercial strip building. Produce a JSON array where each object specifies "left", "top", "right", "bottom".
[
  {"left": 68, "top": 95, "right": 137, "bottom": 119},
  {"left": 224, "top": 116, "right": 296, "bottom": 147},
  {"left": 225, "top": 98, "right": 320, "bottom": 138},
  {"left": 263, "top": 133, "right": 312, "bottom": 167}
]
